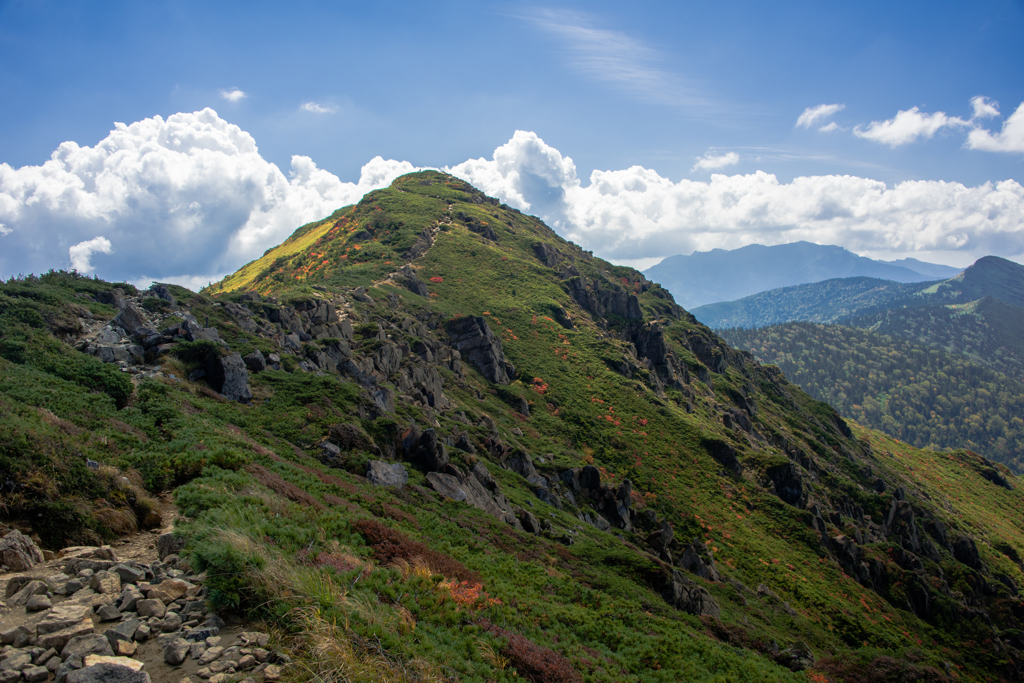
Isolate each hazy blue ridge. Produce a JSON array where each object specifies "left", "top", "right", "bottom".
[{"left": 643, "top": 241, "right": 961, "bottom": 310}]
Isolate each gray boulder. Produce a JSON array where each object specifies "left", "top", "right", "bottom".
[
  {"left": 157, "top": 533, "right": 185, "bottom": 560},
  {"left": 243, "top": 349, "right": 267, "bottom": 373},
  {"left": 61, "top": 634, "right": 114, "bottom": 659},
  {"left": 66, "top": 663, "right": 151, "bottom": 683},
  {"left": 112, "top": 305, "right": 146, "bottom": 337},
  {"left": 7, "top": 579, "right": 48, "bottom": 606},
  {"left": 365, "top": 461, "right": 408, "bottom": 488},
  {"left": 205, "top": 353, "right": 252, "bottom": 402},
  {"left": 95, "top": 289, "right": 126, "bottom": 309},
  {"left": 163, "top": 637, "right": 190, "bottom": 665},
  {"left": 0, "top": 530, "right": 44, "bottom": 571}
]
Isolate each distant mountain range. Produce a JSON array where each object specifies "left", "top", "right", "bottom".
[
  {"left": 692, "top": 255, "right": 1024, "bottom": 330},
  {"left": 643, "top": 241, "right": 963, "bottom": 310},
  {"left": 712, "top": 255, "right": 1024, "bottom": 471},
  {"left": 699, "top": 253, "right": 1024, "bottom": 381}
]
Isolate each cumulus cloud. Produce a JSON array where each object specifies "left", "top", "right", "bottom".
[
  {"left": 449, "top": 130, "right": 1024, "bottom": 265},
  {"left": 970, "top": 96, "right": 1000, "bottom": 120},
  {"left": 4, "top": 118, "right": 1022, "bottom": 287},
  {"left": 219, "top": 88, "right": 247, "bottom": 102},
  {"left": 967, "top": 101, "right": 1024, "bottom": 153},
  {"left": 691, "top": 152, "right": 739, "bottom": 172},
  {"left": 0, "top": 108, "right": 415, "bottom": 283},
  {"left": 0, "top": 223, "right": 10, "bottom": 236},
  {"left": 68, "top": 236, "right": 113, "bottom": 273},
  {"left": 797, "top": 103, "right": 845, "bottom": 129},
  {"left": 818, "top": 121, "right": 843, "bottom": 133},
  {"left": 854, "top": 107, "right": 969, "bottom": 147},
  {"left": 301, "top": 101, "right": 338, "bottom": 114}
]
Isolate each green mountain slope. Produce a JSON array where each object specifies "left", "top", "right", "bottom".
[
  {"left": 3, "top": 171, "right": 1024, "bottom": 681},
  {"left": 720, "top": 321, "right": 1024, "bottom": 471},
  {"left": 849, "top": 296, "right": 1024, "bottom": 381}
]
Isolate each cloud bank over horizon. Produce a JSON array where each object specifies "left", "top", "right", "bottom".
[
  {"left": 1, "top": 110, "right": 1022, "bottom": 287},
  {"left": 0, "top": 109, "right": 414, "bottom": 288}
]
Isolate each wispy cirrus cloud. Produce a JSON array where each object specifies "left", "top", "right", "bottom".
[
  {"left": 218, "top": 88, "right": 247, "bottom": 102},
  {"left": 692, "top": 151, "right": 739, "bottom": 172},
  {"left": 301, "top": 101, "right": 338, "bottom": 114},
  {"left": 521, "top": 8, "right": 715, "bottom": 112},
  {"left": 796, "top": 103, "right": 845, "bottom": 129}
]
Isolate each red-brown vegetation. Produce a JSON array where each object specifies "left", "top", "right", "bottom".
[
  {"left": 353, "top": 519, "right": 477, "bottom": 582},
  {"left": 478, "top": 619, "right": 582, "bottom": 683}
]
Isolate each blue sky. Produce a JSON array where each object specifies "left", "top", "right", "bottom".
[{"left": 1, "top": 0, "right": 1023, "bottom": 284}]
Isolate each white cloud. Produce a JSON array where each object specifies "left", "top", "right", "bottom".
[
  {"left": 68, "top": 236, "right": 113, "bottom": 273},
  {"left": 0, "top": 108, "right": 415, "bottom": 281},
  {"left": 4, "top": 118, "right": 1023, "bottom": 286},
  {"left": 967, "top": 102, "right": 1024, "bottom": 153},
  {"left": 449, "top": 131, "right": 1024, "bottom": 265},
  {"left": 691, "top": 151, "right": 739, "bottom": 172},
  {"left": 0, "top": 222, "right": 10, "bottom": 236},
  {"left": 219, "top": 89, "right": 247, "bottom": 102},
  {"left": 818, "top": 122, "right": 843, "bottom": 133},
  {"left": 970, "top": 96, "right": 1000, "bottom": 120},
  {"left": 301, "top": 101, "right": 338, "bottom": 114},
  {"left": 854, "top": 107, "right": 969, "bottom": 147},
  {"left": 797, "top": 103, "right": 845, "bottom": 129}
]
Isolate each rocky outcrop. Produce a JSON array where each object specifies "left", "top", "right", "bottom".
[
  {"left": 664, "top": 571, "right": 720, "bottom": 617},
  {"left": 425, "top": 464, "right": 517, "bottom": 526},
  {"left": 565, "top": 276, "right": 641, "bottom": 321},
  {"left": 111, "top": 305, "right": 146, "bottom": 337},
  {"left": 678, "top": 539, "right": 722, "bottom": 582},
  {"left": 447, "top": 316, "right": 515, "bottom": 385}
]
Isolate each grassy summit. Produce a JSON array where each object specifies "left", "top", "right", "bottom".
[{"left": 2, "top": 171, "right": 1024, "bottom": 681}]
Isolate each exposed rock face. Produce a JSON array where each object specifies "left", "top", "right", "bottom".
[
  {"left": 204, "top": 353, "right": 252, "bottom": 402},
  {"left": 664, "top": 571, "right": 720, "bottom": 617},
  {"left": 447, "top": 316, "right": 515, "bottom": 385},
  {"left": 425, "top": 464, "right": 517, "bottom": 526},
  {"left": 704, "top": 440, "right": 741, "bottom": 476},
  {"left": 398, "top": 265, "right": 429, "bottom": 297},
  {"left": 366, "top": 461, "right": 409, "bottom": 487},
  {"left": 647, "top": 521, "right": 675, "bottom": 553},
  {"left": 766, "top": 462, "right": 805, "bottom": 507},
  {"left": 678, "top": 539, "right": 722, "bottom": 582},
  {"left": 952, "top": 535, "right": 983, "bottom": 570},
  {"left": 414, "top": 429, "right": 449, "bottom": 471},
  {"left": 0, "top": 530, "right": 44, "bottom": 571},
  {"left": 565, "top": 276, "right": 642, "bottom": 321}
]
